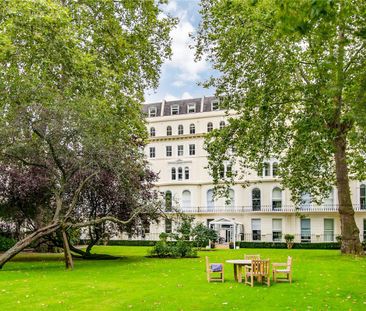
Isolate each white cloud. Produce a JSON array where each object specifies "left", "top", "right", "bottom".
[
  {"left": 164, "top": 94, "right": 179, "bottom": 101},
  {"left": 181, "top": 92, "right": 193, "bottom": 99},
  {"left": 164, "top": 5, "right": 208, "bottom": 84},
  {"left": 164, "top": 0, "right": 178, "bottom": 14}
]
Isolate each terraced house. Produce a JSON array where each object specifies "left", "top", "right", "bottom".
[{"left": 133, "top": 96, "right": 366, "bottom": 246}]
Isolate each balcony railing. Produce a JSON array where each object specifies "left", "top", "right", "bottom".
[{"left": 166, "top": 204, "right": 366, "bottom": 214}]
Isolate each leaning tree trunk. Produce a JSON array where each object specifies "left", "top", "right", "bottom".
[
  {"left": 334, "top": 134, "right": 363, "bottom": 254},
  {"left": 0, "top": 222, "right": 60, "bottom": 269}
]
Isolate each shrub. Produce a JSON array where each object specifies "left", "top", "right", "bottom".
[
  {"left": 284, "top": 234, "right": 295, "bottom": 243},
  {"left": 0, "top": 235, "right": 16, "bottom": 251},
  {"left": 150, "top": 240, "right": 172, "bottom": 257},
  {"left": 192, "top": 223, "right": 218, "bottom": 250}
]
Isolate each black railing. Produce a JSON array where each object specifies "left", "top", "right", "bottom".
[{"left": 166, "top": 204, "right": 366, "bottom": 214}]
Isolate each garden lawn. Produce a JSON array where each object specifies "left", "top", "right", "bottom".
[{"left": 0, "top": 246, "right": 366, "bottom": 310}]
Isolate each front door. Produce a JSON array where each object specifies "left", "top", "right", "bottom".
[{"left": 225, "top": 229, "right": 231, "bottom": 243}]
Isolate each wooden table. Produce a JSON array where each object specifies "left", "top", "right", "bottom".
[{"left": 226, "top": 259, "right": 251, "bottom": 283}]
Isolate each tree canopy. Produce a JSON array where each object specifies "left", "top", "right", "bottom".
[
  {"left": 0, "top": 0, "right": 176, "bottom": 268},
  {"left": 196, "top": 0, "right": 366, "bottom": 254}
]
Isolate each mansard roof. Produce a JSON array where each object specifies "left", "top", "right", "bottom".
[{"left": 142, "top": 96, "right": 220, "bottom": 117}]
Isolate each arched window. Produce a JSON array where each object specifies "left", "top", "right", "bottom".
[
  {"left": 178, "top": 124, "right": 184, "bottom": 135},
  {"left": 184, "top": 167, "right": 189, "bottom": 180},
  {"left": 182, "top": 190, "right": 191, "bottom": 209},
  {"left": 219, "top": 121, "right": 225, "bottom": 129},
  {"left": 226, "top": 189, "right": 235, "bottom": 208},
  {"left": 171, "top": 168, "right": 176, "bottom": 180},
  {"left": 264, "top": 162, "right": 270, "bottom": 176},
  {"left": 272, "top": 162, "right": 279, "bottom": 177},
  {"left": 361, "top": 184, "right": 366, "bottom": 209},
  {"left": 189, "top": 123, "right": 195, "bottom": 134},
  {"left": 207, "top": 122, "right": 213, "bottom": 132},
  {"left": 165, "top": 191, "right": 172, "bottom": 211},
  {"left": 178, "top": 167, "right": 183, "bottom": 180},
  {"left": 300, "top": 192, "right": 311, "bottom": 209},
  {"left": 150, "top": 127, "right": 156, "bottom": 137},
  {"left": 252, "top": 188, "right": 261, "bottom": 211},
  {"left": 167, "top": 126, "right": 172, "bottom": 136},
  {"left": 272, "top": 187, "right": 282, "bottom": 210},
  {"left": 207, "top": 189, "right": 214, "bottom": 209}
]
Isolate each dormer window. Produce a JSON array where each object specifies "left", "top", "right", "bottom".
[
  {"left": 211, "top": 100, "right": 219, "bottom": 111},
  {"left": 171, "top": 105, "right": 179, "bottom": 115},
  {"left": 148, "top": 107, "right": 157, "bottom": 117},
  {"left": 188, "top": 103, "right": 196, "bottom": 113}
]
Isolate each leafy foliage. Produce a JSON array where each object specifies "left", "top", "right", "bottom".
[
  {"left": 196, "top": 0, "right": 366, "bottom": 202},
  {"left": 149, "top": 232, "right": 197, "bottom": 258},
  {"left": 0, "top": 236, "right": 16, "bottom": 252},
  {"left": 191, "top": 223, "right": 218, "bottom": 249},
  {"left": 195, "top": 0, "right": 366, "bottom": 253},
  {"left": 0, "top": 0, "right": 175, "bottom": 267}
]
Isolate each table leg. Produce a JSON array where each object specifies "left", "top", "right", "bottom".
[
  {"left": 238, "top": 265, "right": 243, "bottom": 283},
  {"left": 233, "top": 264, "right": 238, "bottom": 281}
]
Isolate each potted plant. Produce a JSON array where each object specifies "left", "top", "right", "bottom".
[
  {"left": 284, "top": 234, "right": 295, "bottom": 249},
  {"left": 229, "top": 241, "right": 234, "bottom": 249}
]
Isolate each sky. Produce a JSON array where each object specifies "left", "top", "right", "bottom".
[{"left": 144, "top": 0, "right": 215, "bottom": 104}]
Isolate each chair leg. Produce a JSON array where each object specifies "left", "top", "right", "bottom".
[{"left": 251, "top": 274, "right": 254, "bottom": 287}]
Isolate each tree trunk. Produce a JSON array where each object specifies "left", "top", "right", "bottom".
[
  {"left": 334, "top": 135, "right": 363, "bottom": 254},
  {"left": 61, "top": 229, "right": 74, "bottom": 270},
  {"left": 0, "top": 222, "right": 60, "bottom": 269}
]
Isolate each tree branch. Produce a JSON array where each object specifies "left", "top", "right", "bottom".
[
  {"left": 344, "top": 43, "right": 365, "bottom": 73},
  {"left": 32, "top": 126, "right": 67, "bottom": 179},
  {"left": 3, "top": 153, "right": 48, "bottom": 169},
  {"left": 296, "top": 64, "right": 310, "bottom": 85},
  {"left": 64, "top": 171, "right": 99, "bottom": 220},
  {"left": 66, "top": 208, "right": 144, "bottom": 229}
]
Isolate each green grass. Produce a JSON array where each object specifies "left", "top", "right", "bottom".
[{"left": 1, "top": 246, "right": 366, "bottom": 310}]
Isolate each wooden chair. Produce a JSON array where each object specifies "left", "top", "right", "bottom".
[
  {"left": 244, "top": 259, "right": 270, "bottom": 287},
  {"left": 205, "top": 256, "right": 224, "bottom": 282},
  {"left": 272, "top": 256, "right": 292, "bottom": 283},
  {"left": 244, "top": 254, "right": 260, "bottom": 260}
]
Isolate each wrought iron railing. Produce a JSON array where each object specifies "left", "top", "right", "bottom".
[{"left": 165, "top": 204, "right": 366, "bottom": 214}]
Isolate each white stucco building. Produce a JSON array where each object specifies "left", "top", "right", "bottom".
[{"left": 130, "top": 96, "right": 366, "bottom": 245}]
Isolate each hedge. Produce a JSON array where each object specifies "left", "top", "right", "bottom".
[
  {"left": 107, "top": 240, "right": 157, "bottom": 247},
  {"left": 0, "top": 235, "right": 16, "bottom": 251},
  {"left": 78, "top": 239, "right": 341, "bottom": 250},
  {"left": 238, "top": 241, "right": 341, "bottom": 249},
  {"left": 238, "top": 242, "right": 287, "bottom": 249}
]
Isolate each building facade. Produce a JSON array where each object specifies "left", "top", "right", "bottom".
[{"left": 127, "top": 96, "right": 366, "bottom": 245}]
